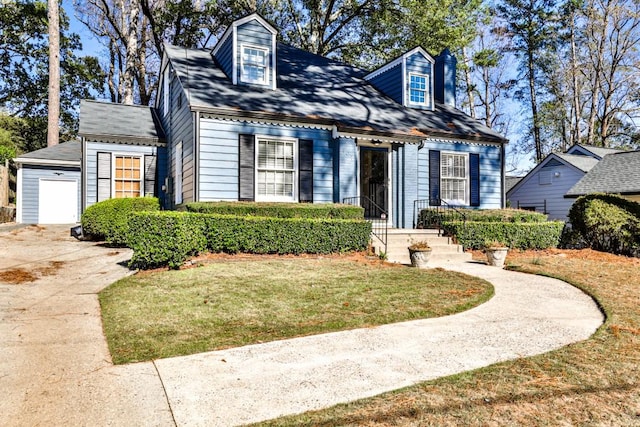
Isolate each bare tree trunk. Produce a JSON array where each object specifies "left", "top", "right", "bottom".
[
  {"left": 569, "top": 8, "right": 582, "bottom": 145},
  {"left": 527, "top": 50, "right": 543, "bottom": 162},
  {"left": 122, "top": 0, "right": 139, "bottom": 105},
  {"left": 586, "top": 0, "right": 609, "bottom": 146},
  {"left": 462, "top": 47, "right": 476, "bottom": 119},
  {"left": 47, "top": 0, "right": 60, "bottom": 146}
]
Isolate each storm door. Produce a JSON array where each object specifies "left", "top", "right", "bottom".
[{"left": 359, "top": 147, "right": 388, "bottom": 218}]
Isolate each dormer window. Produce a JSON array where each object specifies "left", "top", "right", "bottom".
[
  {"left": 409, "top": 73, "right": 428, "bottom": 105},
  {"left": 241, "top": 45, "right": 269, "bottom": 85}
]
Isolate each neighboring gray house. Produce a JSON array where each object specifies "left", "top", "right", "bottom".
[
  {"left": 566, "top": 150, "right": 640, "bottom": 203},
  {"left": 507, "top": 144, "right": 623, "bottom": 220},
  {"left": 22, "top": 13, "right": 508, "bottom": 227},
  {"left": 14, "top": 141, "right": 81, "bottom": 224}
]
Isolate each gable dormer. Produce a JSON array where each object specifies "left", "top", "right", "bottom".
[
  {"left": 212, "top": 13, "right": 277, "bottom": 90},
  {"left": 365, "top": 47, "right": 435, "bottom": 110}
]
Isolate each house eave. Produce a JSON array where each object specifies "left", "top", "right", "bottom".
[
  {"left": 194, "top": 106, "right": 506, "bottom": 145},
  {"left": 80, "top": 133, "right": 166, "bottom": 147},
  {"left": 13, "top": 158, "right": 81, "bottom": 167}
]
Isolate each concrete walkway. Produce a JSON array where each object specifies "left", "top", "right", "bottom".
[{"left": 0, "top": 225, "right": 604, "bottom": 427}]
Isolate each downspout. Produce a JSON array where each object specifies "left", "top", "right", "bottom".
[
  {"left": 81, "top": 137, "right": 87, "bottom": 213},
  {"left": 501, "top": 142, "right": 506, "bottom": 208},
  {"left": 193, "top": 110, "right": 200, "bottom": 202}
]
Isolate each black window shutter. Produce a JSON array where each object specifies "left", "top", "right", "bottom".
[
  {"left": 97, "top": 152, "right": 111, "bottom": 202},
  {"left": 239, "top": 134, "right": 255, "bottom": 201},
  {"left": 470, "top": 153, "right": 480, "bottom": 207},
  {"left": 298, "top": 139, "right": 313, "bottom": 203},
  {"left": 429, "top": 150, "right": 441, "bottom": 206},
  {"left": 144, "top": 155, "right": 156, "bottom": 197}
]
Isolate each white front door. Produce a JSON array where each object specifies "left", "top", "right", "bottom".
[{"left": 38, "top": 179, "right": 78, "bottom": 224}]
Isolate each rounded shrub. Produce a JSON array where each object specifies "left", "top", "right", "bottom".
[
  {"left": 567, "top": 193, "right": 640, "bottom": 257},
  {"left": 81, "top": 197, "right": 160, "bottom": 247}
]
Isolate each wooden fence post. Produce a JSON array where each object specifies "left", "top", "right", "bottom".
[{"left": 0, "top": 160, "right": 8, "bottom": 207}]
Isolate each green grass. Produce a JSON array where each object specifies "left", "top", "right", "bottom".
[
  {"left": 100, "top": 257, "right": 493, "bottom": 364},
  {"left": 252, "top": 250, "right": 640, "bottom": 426}
]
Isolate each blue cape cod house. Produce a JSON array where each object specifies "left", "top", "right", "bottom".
[{"left": 75, "top": 13, "right": 507, "bottom": 229}]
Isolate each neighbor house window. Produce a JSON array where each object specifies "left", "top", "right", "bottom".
[
  {"left": 441, "top": 152, "right": 468, "bottom": 205},
  {"left": 256, "top": 137, "right": 296, "bottom": 201},
  {"left": 409, "top": 73, "right": 428, "bottom": 105},
  {"left": 114, "top": 155, "right": 143, "bottom": 198},
  {"left": 241, "top": 45, "right": 268, "bottom": 85}
]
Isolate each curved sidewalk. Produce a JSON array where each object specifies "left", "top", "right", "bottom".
[
  {"left": 0, "top": 226, "right": 604, "bottom": 427},
  {"left": 154, "top": 260, "right": 604, "bottom": 426}
]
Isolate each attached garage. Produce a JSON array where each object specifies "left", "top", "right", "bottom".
[{"left": 14, "top": 141, "right": 82, "bottom": 224}]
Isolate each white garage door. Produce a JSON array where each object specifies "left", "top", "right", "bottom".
[{"left": 38, "top": 179, "right": 78, "bottom": 224}]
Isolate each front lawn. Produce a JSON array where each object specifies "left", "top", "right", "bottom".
[
  {"left": 100, "top": 255, "right": 493, "bottom": 364},
  {"left": 257, "top": 249, "right": 640, "bottom": 426}
]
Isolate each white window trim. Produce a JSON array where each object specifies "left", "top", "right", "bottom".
[
  {"left": 174, "top": 142, "right": 183, "bottom": 205},
  {"left": 254, "top": 135, "right": 298, "bottom": 202},
  {"left": 240, "top": 44, "right": 269, "bottom": 85},
  {"left": 440, "top": 151, "right": 470, "bottom": 206},
  {"left": 408, "top": 72, "right": 429, "bottom": 106},
  {"left": 111, "top": 153, "right": 144, "bottom": 199}
]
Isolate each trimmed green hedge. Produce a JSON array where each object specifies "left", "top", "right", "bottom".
[
  {"left": 567, "top": 193, "right": 640, "bottom": 256},
  {"left": 128, "top": 211, "right": 372, "bottom": 269},
  {"left": 81, "top": 197, "right": 160, "bottom": 247},
  {"left": 418, "top": 208, "right": 547, "bottom": 229},
  {"left": 184, "top": 201, "right": 364, "bottom": 219},
  {"left": 443, "top": 221, "right": 564, "bottom": 250}
]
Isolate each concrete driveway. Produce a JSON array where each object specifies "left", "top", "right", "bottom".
[{"left": 0, "top": 224, "right": 604, "bottom": 427}]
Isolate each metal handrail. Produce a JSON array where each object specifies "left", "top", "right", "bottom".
[
  {"left": 343, "top": 196, "right": 388, "bottom": 254},
  {"left": 413, "top": 199, "right": 467, "bottom": 236}
]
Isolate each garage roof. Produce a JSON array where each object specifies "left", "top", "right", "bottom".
[{"left": 13, "top": 141, "right": 81, "bottom": 167}]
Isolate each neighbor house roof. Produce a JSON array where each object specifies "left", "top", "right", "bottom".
[
  {"left": 554, "top": 153, "right": 600, "bottom": 173},
  {"left": 566, "top": 150, "right": 640, "bottom": 197},
  {"left": 574, "top": 144, "right": 624, "bottom": 160},
  {"left": 78, "top": 100, "right": 166, "bottom": 146},
  {"left": 164, "top": 43, "right": 507, "bottom": 144},
  {"left": 13, "top": 140, "right": 81, "bottom": 167},
  {"left": 505, "top": 176, "right": 523, "bottom": 193}
]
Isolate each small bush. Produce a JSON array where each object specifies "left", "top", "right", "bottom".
[
  {"left": 184, "top": 201, "right": 364, "bottom": 219},
  {"left": 567, "top": 194, "right": 640, "bottom": 257},
  {"left": 127, "top": 211, "right": 371, "bottom": 269},
  {"left": 81, "top": 197, "right": 160, "bottom": 246},
  {"left": 128, "top": 211, "right": 207, "bottom": 269},
  {"left": 444, "top": 221, "right": 564, "bottom": 250}
]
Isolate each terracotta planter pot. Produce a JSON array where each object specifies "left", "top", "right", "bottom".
[
  {"left": 409, "top": 248, "right": 432, "bottom": 268},
  {"left": 485, "top": 247, "right": 508, "bottom": 268}
]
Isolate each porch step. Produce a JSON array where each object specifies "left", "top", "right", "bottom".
[{"left": 371, "top": 228, "right": 472, "bottom": 265}]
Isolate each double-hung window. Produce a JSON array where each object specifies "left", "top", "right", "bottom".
[
  {"left": 256, "top": 137, "right": 296, "bottom": 201},
  {"left": 114, "top": 155, "right": 143, "bottom": 198},
  {"left": 441, "top": 152, "right": 468, "bottom": 205},
  {"left": 241, "top": 45, "right": 268, "bottom": 85},
  {"left": 409, "top": 73, "right": 428, "bottom": 105}
]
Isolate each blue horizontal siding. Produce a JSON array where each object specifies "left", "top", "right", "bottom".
[
  {"left": 406, "top": 51, "right": 433, "bottom": 109},
  {"left": 216, "top": 35, "right": 233, "bottom": 79},
  {"left": 236, "top": 20, "right": 274, "bottom": 87},
  {"left": 84, "top": 141, "right": 161, "bottom": 209},
  {"left": 367, "top": 63, "right": 403, "bottom": 104},
  {"left": 418, "top": 141, "right": 503, "bottom": 209},
  {"left": 199, "top": 118, "right": 333, "bottom": 203}
]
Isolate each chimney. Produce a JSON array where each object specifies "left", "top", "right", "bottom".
[{"left": 434, "top": 48, "right": 457, "bottom": 107}]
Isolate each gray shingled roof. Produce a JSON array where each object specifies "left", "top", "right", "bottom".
[
  {"left": 13, "top": 140, "right": 81, "bottom": 166},
  {"left": 505, "top": 176, "right": 523, "bottom": 193},
  {"left": 78, "top": 100, "right": 165, "bottom": 145},
  {"left": 165, "top": 43, "right": 507, "bottom": 144},
  {"left": 555, "top": 153, "right": 600, "bottom": 172},
  {"left": 576, "top": 144, "right": 624, "bottom": 159},
  {"left": 566, "top": 150, "right": 640, "bottom": 197}
]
